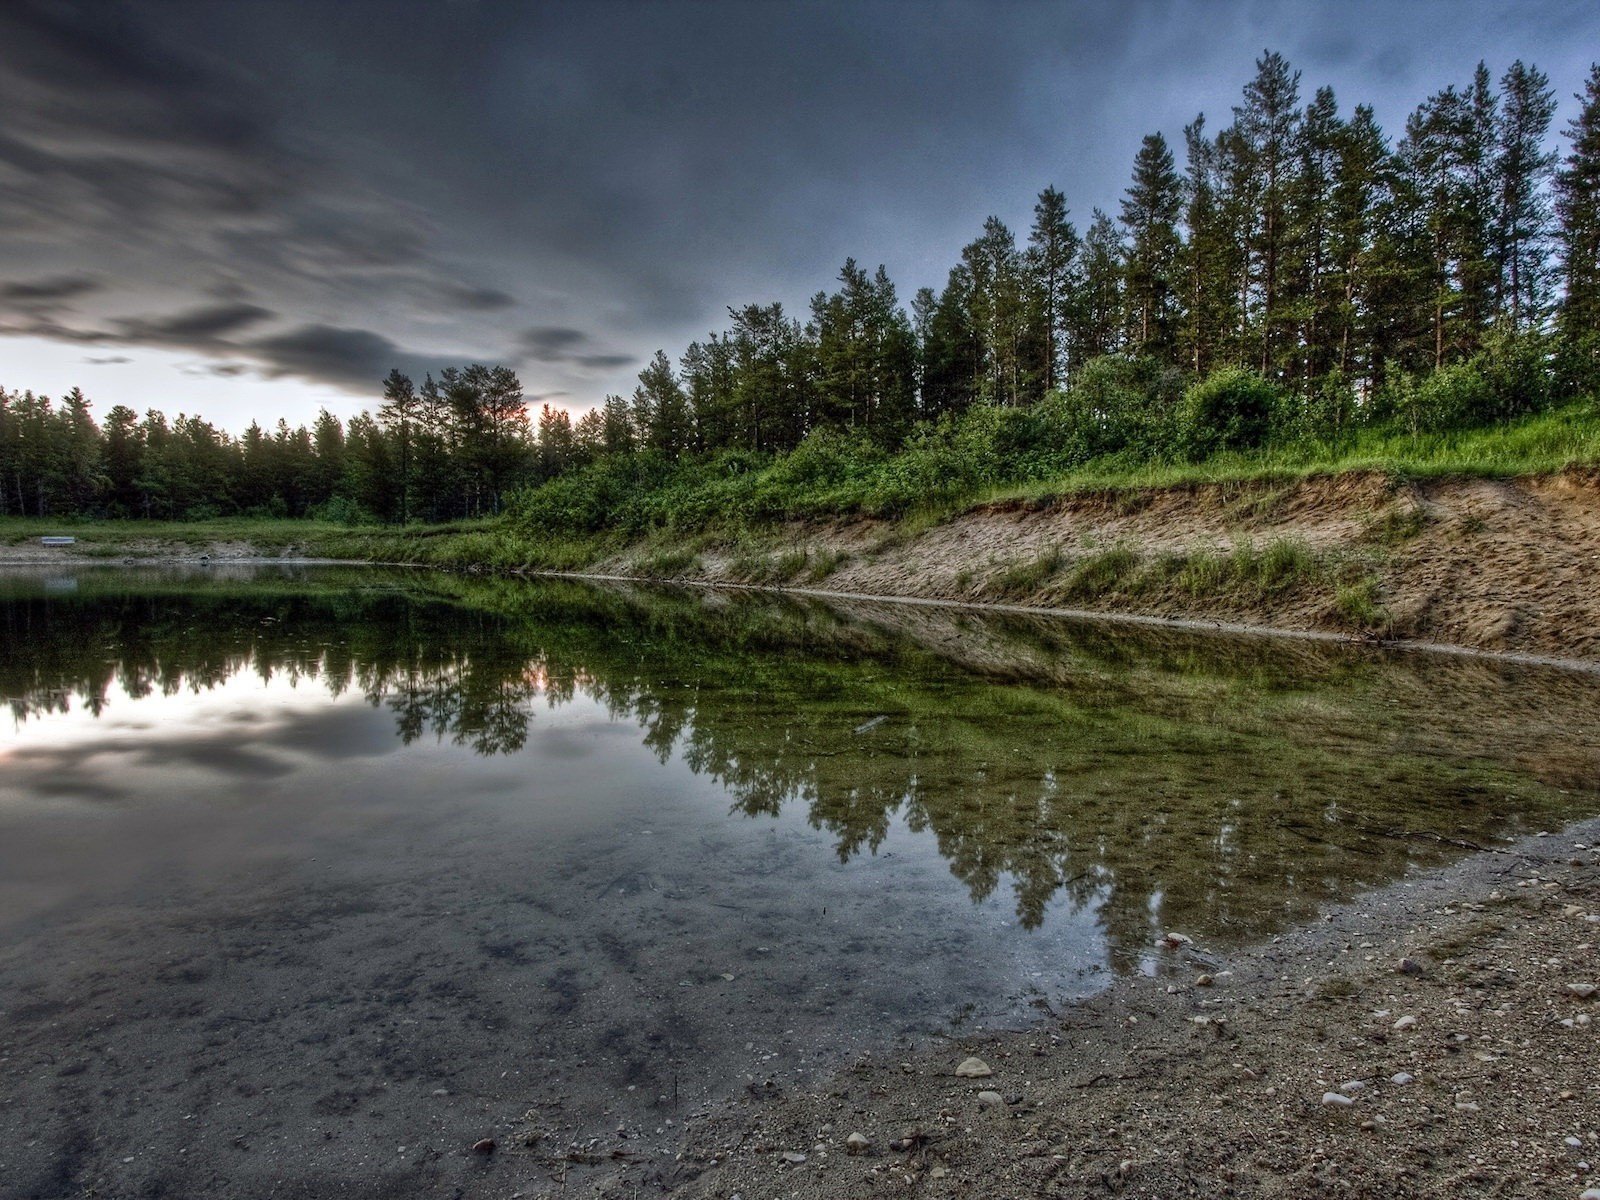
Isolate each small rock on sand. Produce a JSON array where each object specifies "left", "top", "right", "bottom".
[
  {"left": 781, "top": 1151, "right": 807, "bottom": 1164},
  {"left": 1322, "top": 1092, "right": 1356, "bottom": 1107},
  {"left": 845, "top": 1132, "right": 870, "bottom": 1154},
  {"left": 977, "top": 1090, "right": 1005, "bottom": 1107},
  {"left": 955, "top": 1056, "right": 993, "bottom": 1078},
  {"left": 471, "top": 1138, "right": 496, "bottom": 1155},
  {"left": 1394, "top": 1015, "right": 1418, "bottom": 1030},
  {"left": 1564, "top": 982, "right": 1597, "bottom": 999}
]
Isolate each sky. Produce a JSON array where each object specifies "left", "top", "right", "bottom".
[{"left": 3, "top": 0, "right": 1598, "bottom": 433}]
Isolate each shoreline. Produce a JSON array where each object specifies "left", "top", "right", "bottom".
[
  {"left": 8, "top": 546, "right": 1600, "bottom": 677},
  {"left": 585, "top": 817, "right": 1600, "bottom": 1198}
]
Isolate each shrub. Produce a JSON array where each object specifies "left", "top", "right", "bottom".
[
  {"left": 1178, "top": 368, "right": 1284, "bottom": 457},
  {"left": 1394, "top": 362, "right": 1495, "bottom": 434}
]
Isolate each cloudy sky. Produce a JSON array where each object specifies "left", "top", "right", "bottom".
[{"left": 3, "top": 0, "right": 1597, "bottom": 431}]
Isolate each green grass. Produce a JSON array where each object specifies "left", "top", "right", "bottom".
[
  {"left": 983, "top": 401, "right": 1600, "bottom": 510},
  {"left": 633, "top": 546, "right": 699, "bottom": 577},
  {"left": 992, "top": 546, "right": 1065, "bottom": 596}
]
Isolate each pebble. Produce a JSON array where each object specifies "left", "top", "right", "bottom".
[
  {"left": 1393, "top": 1015, "right": 1418, "bottom": 1030},
  {"left": 1396, "top": 957, "right": 1425, "bottom": 976},
  {"left": 1390, "top": 1072, "right": 1415, "bottom": 1086},
  {"left": 955, "top": 1056, "right": 993, "bottom": 1078},
  {"left": 1322, "top": 1092, "right": 1356, "bottom": 1107},
  {"left": 1565, "top": 983, "right": 1597, "bottom": 1000},
  {"left": 977, "top": 1090, "right": 1005, "bottom": 1107},
  {"left": 1581, "top": 1189, "right": 1600, "bottom": 1200},
  {"left": 471, "top": 1138, "right": 496, "bottom": 1155},
  {"left": 1195, "top": 973, "right": 1214, "bottom": 987},
  {"left": 1160, "top": 932, "right": 1194, "bottom": 948},
  {"left": 781, "top": 1151, "right": 807, "bottom": 1165},
  {"left": 1339, "top": 1080, "right": 1366, "bottom": 1094},
  {"left": 846, "top": 1132, "right": 870, "bottom": 1154}
]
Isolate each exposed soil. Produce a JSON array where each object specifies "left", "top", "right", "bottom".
[{"left": 607, "top": 469, "right": 1600, "bottom": 666}]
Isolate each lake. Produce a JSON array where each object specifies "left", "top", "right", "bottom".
[{"left": 2, "top": 564, "right": 1597, "bottom": 1197}]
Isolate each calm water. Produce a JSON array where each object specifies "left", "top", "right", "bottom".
[{"left": 2, "top": 565, "right": 1598, "bottom": 1197}]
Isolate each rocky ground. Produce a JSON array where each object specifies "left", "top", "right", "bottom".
[{"left": 483, "top": 820, "right": 1600, "bottom": 1199}]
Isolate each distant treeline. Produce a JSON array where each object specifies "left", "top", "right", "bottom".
[{"left": 4, "top": 52, "right": 1600, "bottom": 523}]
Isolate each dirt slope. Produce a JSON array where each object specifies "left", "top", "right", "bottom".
[{"left": 605, "top": 470, "right": 1600, "bottom": 665}]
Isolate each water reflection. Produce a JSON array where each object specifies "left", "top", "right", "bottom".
[{"left": 3, "top": 565, "right": 1598, "bottom": 958}]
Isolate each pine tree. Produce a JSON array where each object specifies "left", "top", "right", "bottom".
[
  {"left": 1328, "top": 104, "right": 1390, "bottom": 381},
  {"left": 1290, "top": 87, "right": 1344, "bottom": 381},
  {"left": 1556, "top": 63, "right": 1600, "bottom": 356},
  {"left": 634, "top": 350, "right": 692, "bottom": 456},
  {"left": 1120, "top": 132, "right": 1183, "bottom": 360},
  {"left": 1070, "top": 210, "right": 1124, "bottom": 365},
  {"left": 959, "top": 217, "right": 1029, "bottom": 404},
  {"left": 600, "top": 392, "right": 635, "bottom": 454},
  {"left": 1233, "top": 50, "right": 1303, "bottom": 374},
  {"left": 1178, "top": 115, "right": 1234, "bottom": 375},
  {"left": 1025, "top": 186, "right": 1078, "bottom": 390},
  {"left": 1497, "top": 60, "right": 1558, "bottom": 331},
  {"left": 378, "top": 368, "right": 417, "bottom": 522}
]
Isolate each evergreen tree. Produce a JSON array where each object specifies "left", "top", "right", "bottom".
[
  {"left": 1496, "top": 60, "right": 1558, "bottom": 330},
  {"left": 600, "top": 392, "right": 636, "bottom": 454},
  {"left": 1232, "top": 50, "right": 1303, "bottom": 374},
  {"left": 634, "top": 350, "right": 692, "bottom": 456},
  {"left": 1071, "top": 209, "right": 1124, "bottom": 365},
  {"left": 1556, "top": 64, "right": 1600, "bottom": 356},
  {"left": 378, "top": 368, "right": 417, "bottom": 522},
  {"left": 1025, "top": 186, "right": 1079, "bottom": 390},
  {"left": 1120, "top": 132, "right": 1183, "bottom": 360}
]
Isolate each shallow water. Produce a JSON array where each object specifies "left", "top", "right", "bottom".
[{"left": 2, "top": 565, "right": 1598, "bottom": 1196}]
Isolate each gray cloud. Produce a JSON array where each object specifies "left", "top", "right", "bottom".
[
  {"left": 1, "top": 274, "right": 102, "bottom": 304},
  {"left": 248, "top": 324, "right": 455, "bottom": 390},
  {"left": 519, "top": 325, "right": 634, "bottom": 372},
  {"left": 441, "top": 284, "right": 518, "bottom": 312},
  {"left": 113, "top": 302, "right": 275, "bottom": 344},
  {"left": 84, "top": 354, "right": 133, "bottom": 365}
]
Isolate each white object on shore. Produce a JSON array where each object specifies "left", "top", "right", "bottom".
[
  {"left": 954, "top": 1056, "right": 993, "bottom": 1078},
  {"left": 1321, "top": 1092, "right": 1356, "bottom": 1107},
  {"left": 39, "top": 536, "right": 76, "bottom": 546}
]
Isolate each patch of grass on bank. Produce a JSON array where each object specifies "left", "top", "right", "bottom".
[{"left": 975, "top": 535, "right": 1390, "bottom": 633}]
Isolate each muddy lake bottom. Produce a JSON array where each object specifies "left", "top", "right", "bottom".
[{"left": 2, "top": 565, "right": 1598, "bottom": 1198}]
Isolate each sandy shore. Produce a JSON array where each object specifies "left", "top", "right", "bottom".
[{"left": 544, "top": 819, "right": 1600, "bottom": 1199}]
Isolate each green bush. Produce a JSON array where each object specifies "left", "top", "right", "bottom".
[
  {"left": 1178, "top": 368, "right": 1285, "bottom": 456},
  {"left": 1393, "top": 362, "right": 1495, "bottom": 434}
]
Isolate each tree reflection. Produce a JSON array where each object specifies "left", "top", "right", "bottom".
[{"left": 3, "top": 568, "right": 1598, "bottom": 962}]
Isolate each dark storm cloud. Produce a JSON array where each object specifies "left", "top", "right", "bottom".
[
  {"left": 441, "top": 284, "right": 518, "bottom": 312},
  {"left": 2, "top": 0, "right": 1597, "bottom": 418},
  {"left": 248, "top": 325, "right": 455, "bottom": 390},
  {"left": 1, "top": 274, "right": 102, "bottom": 304},
  {"left": 113, "top": 302, "right": 275, "bottom": 344},
  {"left": 518, "top": 326, "right": 634, "bottom": 372}
]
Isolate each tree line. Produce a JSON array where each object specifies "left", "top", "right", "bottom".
[{"left": 4, "top": 52, "right": 1600, "bottom": 522}]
